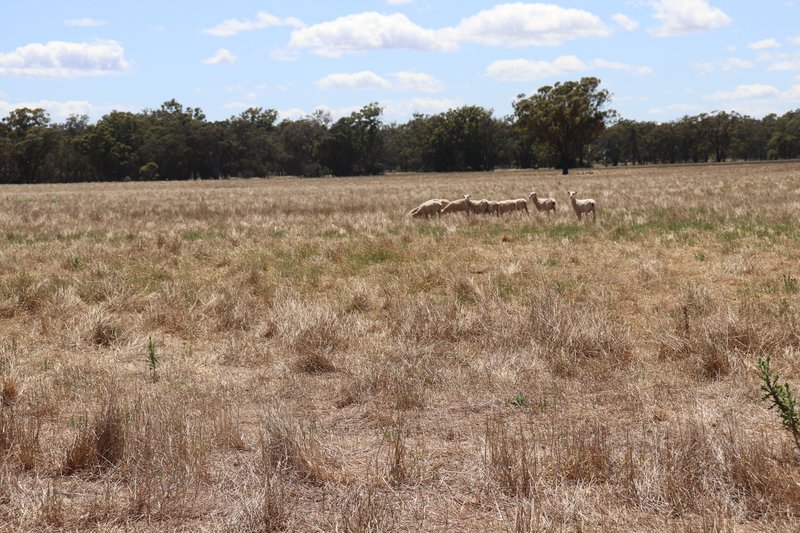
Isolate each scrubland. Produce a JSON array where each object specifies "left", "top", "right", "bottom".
[{"left": 1, "top": 162, "right": 800, "bottom": 531}]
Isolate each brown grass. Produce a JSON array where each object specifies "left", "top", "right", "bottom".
[{"left": 2, "top": 162, "right": 800, "bottom": 530}]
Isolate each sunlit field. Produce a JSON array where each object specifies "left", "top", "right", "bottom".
[{"left": 2, "top": 162, "right": 800, "bottom": 531}]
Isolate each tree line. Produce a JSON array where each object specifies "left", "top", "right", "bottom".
[{"left": 1, "top": 77, "right": 799, "bottom": 184}]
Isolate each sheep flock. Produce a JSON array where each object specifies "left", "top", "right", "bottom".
[{"left": 410, "top": 190, "right": 597, "bottom": 221}]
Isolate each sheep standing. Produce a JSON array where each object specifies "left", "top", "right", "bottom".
[
  {"left": 468, "top": 197, "right": 490, "bottom": 215},
  {"left": 440, "top": 194, "right": 473, "bottom": 215},
  {"left": 568, "top": 190, "right": 596, "bottom": 221},
  {"left": 410, "top": 199, "right": 449, "bottom": 218},
  {"left": 493, "top": 199, "right": 518, "bottom": 216},
  {"left": 529, "top": 192, "right": 556, "bottom": 216}
]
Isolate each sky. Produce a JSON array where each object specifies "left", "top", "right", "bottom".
[{"left": 2, "top": 1, "right": 800, "bottom": 125}]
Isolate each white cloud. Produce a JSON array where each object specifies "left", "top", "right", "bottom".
[
  {"left": 451, "top": 3, "right": 611, "bottom": 47},
  {"left": 288, "top": 4, "right": 611, "bottom": 57},
  {"left": 700, "top": 83, "right": 800, "bottom": 117},
  {"left": 383, "top": 97, "right": 462, "bottom": 119},
  {"left": 223, "top": 101, "right": 248, "bottom": 112},
  {"left": 203, "top": 12, "right": 303, "bottom": 37},
  {"left": 64, "top": 18, "right": 106, "bottom": 27},
  {"left": 650, "top": 0, "right": 731, "bottom": 37},
  {"left": 592, "top": 59, "right": 654, "bottom": 76},
  {"left": 485, "top": 55, "right": 652, "bottom": 81},
  {"left": 646, "top": 103, "right": 704, "bottom": 116},
  {"left": 0, "top": 99, "right": 102, "bottom": 121},
  {"left": 486, "top": 56, "right": 587, "bottom": 81},
  {"left": 278, "top": 107, "right": 307, "bottom": 121},
  {"left": 270, "top": 47, "right": 300, "bottom": 61},
  {"left": 612, "top": 13, "right": 639, "bottom": 32},
  {"left": 315, "top": 70, "right": 444, "bottom": 93},
  {"left": 789, "top": 36, "right": 800, "bottom": 45},
  {"left": 748, "top": 38, "right": 781, "bottom": 50},
  {"left": 705, "top": 84, "right": 780, "bottom": 101},
  {"left": 765, "top": 52, "right": 800, "bottom": 71},
  {"left": 694, "top": 57, "right": 754, "bottom": 72},
  {"left": 203, "top": 48, "right": 237, "bottom": 65},
  {"left": 289, "top": 12, "right": 453, "bottom": 57},
  {"left": 391, "top": 71, "right": 444, "bottom": 92},
  {"left": 0, "top": 40, "right": 129, "bottom": 78},
  {"left": 316, "top": 71, "right": 391, "bottom": 90}
]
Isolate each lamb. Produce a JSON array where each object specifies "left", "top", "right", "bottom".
[
  {"left": 410, "top": 198, "right": 449, "bottom": 218},
  {"left": 568, "top": 190, "right": 596, "bottom": 221},
  {"left": 529, "top": 192, "right": 556, "bottom": 216},
  {"left": 440, "top": 194, "right": 473, "bottom": 215}
]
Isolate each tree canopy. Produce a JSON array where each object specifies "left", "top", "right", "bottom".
[
  {"left": 513, "top": 77, "right": 615, "bottom": 175},
  {"left": 1, "top": 78, "right": 800, "bottom": 183}
]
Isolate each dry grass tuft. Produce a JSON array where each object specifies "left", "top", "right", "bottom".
[
  {"left": 326, "top": 485, "right": 398, "bottom": 533},
  {"left": 88, "top": 310, "right": 123, "bottom": 347},
  {"left": 291, "top": 314, "right": 344, "bottom": 374},
  {"left": 61, "top": 401, "right": 126, "bottom": 475},
  {"left": 657, "top": 296, "right": 800, "bottom": 379},
  {"left": 484, "top": 416, "right": 538, "bottom": 497},
  {"left": 1, "top": 375, "right": 19, "bottom": 407},
  {"left": 527, "top": 290, "right": 633, "bottom": 375},
  {"left": 260, "top": 406, "right": 336, "bottom": 483},
  {"left": 226, "top": 473, "right": 292, "bottom": 533}
]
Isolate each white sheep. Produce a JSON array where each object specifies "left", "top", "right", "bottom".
[
  {"left": 410, "top": 198, "right": 449, "bottom": 218},
  {"left": 529, "top": 192, "right": 556, "bottom": 216},
  {"left": 440, "top": 194, "right": 473, "bottom": 215},
  {"left": 497, "top": 200, "right": 518, "bottom": 215},
  {"left": 568, "top": 190, "right": 596, "bottom": 221},
  {"left": 501, "top": 197, "right": 528, "bottom": 214},
  {"left": 468, "top": 197, "right": 490, "bottom": 215}
]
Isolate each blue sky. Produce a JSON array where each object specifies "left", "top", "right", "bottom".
[{"left": 2, "top": 1, "right": 800, "bottom": 124}]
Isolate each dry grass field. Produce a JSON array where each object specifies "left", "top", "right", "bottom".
[{"left": 2, "top": 162, "right": 800, "bottom": 531}]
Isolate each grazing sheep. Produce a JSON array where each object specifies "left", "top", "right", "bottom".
[
  {"left": 568, "top": 190, "right": 596, "bottom": 221},
  {"left": 410, "top": 198, "right": 449, "bottom": 218},
  {"left": 440, "top": 194, "right": 473, "bottom": 215},
  {"left": 529, "top": 192, "right": 556, "bottom": 216},
  {"left": 486, "top": 200, "right": 500, "bottom": 216}
]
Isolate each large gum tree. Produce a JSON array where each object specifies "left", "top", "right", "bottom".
[{"left": 513, "top": 77, "right": 615, "bottom": 175}]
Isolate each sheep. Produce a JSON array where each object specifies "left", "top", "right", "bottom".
[
  {"left": 468, "top": 197, "right": 490, "bottom": 215},
  {"left": 567, "top": 190, "right": 596, "bottom": 221},
  {"left": 486, "top": 200, "right": 500, "bottom": 216},
  {"left": 440, "top": 194, "right": 473, "bottom": 215},
  {"left": 493, "top": 199, "right": 519, "bottom": 215},
  {"left": 529, "top": 192, "right": 556, "bottom": 216},
  {"left": 494, "top": 197, "right": 528, "bottom": 216},
  {"left": 410, "top": 198, "right": 449, "bottom": 218}
]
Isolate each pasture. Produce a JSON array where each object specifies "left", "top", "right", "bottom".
[{"left": 1, "top": 162, "right": 800, "bottom": 531}]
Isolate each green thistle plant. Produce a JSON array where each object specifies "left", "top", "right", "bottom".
[{"left": 757, "top": 356, "right": 800, "bottom": 453}]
